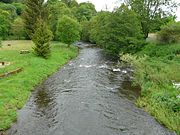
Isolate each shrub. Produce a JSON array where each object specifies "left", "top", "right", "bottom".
[
  {"left": 158, "top": 22, "right": 180, "bottom": 43},
  {"left": 137, "top": 43, "right": 180, "bottom": 60}
]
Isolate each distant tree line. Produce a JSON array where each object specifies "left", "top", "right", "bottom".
[
  {"left": 0, "top": 0, "right": 179, "bottom": 58},
  {"left": 80, "top": 0, "right": 178, "bottom": 56}
]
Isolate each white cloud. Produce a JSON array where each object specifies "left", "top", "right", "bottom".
[
  {"left": 176, "top": 7, "right": 180, "bottom": 21},
  {"left": 77, "top": 0, "right": 180, "bottom": 21}
]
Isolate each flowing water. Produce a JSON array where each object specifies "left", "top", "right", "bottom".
[{"left": 7, "top": 43, "right": 175, "bottom": 135}]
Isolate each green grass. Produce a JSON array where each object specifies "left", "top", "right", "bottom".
[
  {"left": 121, "top": 43, "right": 180, "bottom": 134},
  {"left": 0, "top": 40, "right": 78, "bottom": 131}
]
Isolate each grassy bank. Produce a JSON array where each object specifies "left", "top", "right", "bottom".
[
  {"left": 121, "top": 43, "right": 180, "bottom": 134},
  {"left": 0, "top": 40, "right": 78, "bottom": 131}
]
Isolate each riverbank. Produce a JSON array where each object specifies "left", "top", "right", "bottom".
[
  {"left": 121, "top": 43, "right": 180, "bottom": 134},
  {"left": 0, "top": 40, "right": 78, "bottom": 131}
]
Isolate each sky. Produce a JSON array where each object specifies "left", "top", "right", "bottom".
[{"left": 77, "top": 0, "right": 180, "bottom": 21}]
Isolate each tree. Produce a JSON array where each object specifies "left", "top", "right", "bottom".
[
  {"left": 12, "top": 2, "right": 25, "bottom": 15},
  {"left": 0, "top": 2, "right": 17, "bottom": 20},
  {"left": 48, "top": 1, "right": 74, "bottom": 39},
  {"left": 74, "top": 2, "right": 96, "bottom": 21},
  {"left": 0, "top": 0, "right": 13, "bottom": 3},
  {"left": 125, "top": 0, "right": 179, "bottom": 38},
  {"left": 89, "top": 5, "right": 144, "bottom": 56},
  {"left": 89, "top": 11, "right": 111, "bottom": 43},
  {"left": 0, "top": 9, "right": 11, "bottom": 39},
  {"left": 23, "top": 0, "right": 48, "bottom": 39},
  {"left": 61, "top": 0, "right": 78, "bottom": 8},
  {"left": 32, "top": 19, "right": 53, "bottom": 58},
  {"left": 56, "top": 15, "right": 81, "bottom": 47},
  {"left": 11, "top": 17, "right": 26, "bottom": 39},
  {"left": 81, "top": 20, "right": 91, "bottom": 41}
]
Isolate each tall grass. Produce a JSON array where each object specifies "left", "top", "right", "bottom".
[{"left": 120, "top": 43, "right": 180, "bottom": 133}]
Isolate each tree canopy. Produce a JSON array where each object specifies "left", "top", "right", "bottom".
[
  {"left": 88, "top": 5, "right": 144, "bottom": 56},
  {"left": 126, "top": 0, "right": 179, "bottom": 38},
  {"left": 0, "top": 0, "right": 179, "bottom": 55},
  {"left": 23, "top": 0, "right": 48, "bottom": 39},
  {"left": 0, "top": 9, "right": 11, "bottom": 39},
  {"left": 74, "top": 2, "right": 97, "bottom": 21},
  {"left": 56, "top": 15, "right": 81, "bottom": 46}
]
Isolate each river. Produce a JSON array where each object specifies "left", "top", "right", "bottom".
[{"left": 7, "top": 43, "right": 175, "bottom": 135}]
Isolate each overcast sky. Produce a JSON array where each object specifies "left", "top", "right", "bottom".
[{"left": 77, "top": 0, "right": 180, "bottom": 21}]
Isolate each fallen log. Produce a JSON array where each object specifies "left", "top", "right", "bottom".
[
  {"left": 0, "top": 67, "right": 23, "bottom": 78},
  {"left": 20, "top": 50, "right": 30, "bottom": 54}
]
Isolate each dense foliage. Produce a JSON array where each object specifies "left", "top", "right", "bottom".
[
  {"left": 56, "top": 15, "right": 81, "bottom": 47},
  {"left": 88, "top": 5, "right": 145, "bottom": 56},
  {"left": 158, "top": 22, "right": 180, "bottom": 43},
  {"left": 0, "top": 8, "right": 11, "bottom": 39},
  {"left": 127, "top": 0, "right": 178, "bottom": 38},
  {"left": 81, "top": 20, "right": 91, "bottom": 41},
  {"left": 12, "top": 2, "right": 24, "bottom": 15},
  {"left": 74, "top": 2, "right": 96, "bottom": 22},
  {"left": 23, "top": 0, "right": 48, "bottom": 39},
  {"left": 0, "top": 0, "right": 13, "bottom": 3},
  {"left": 120, "top": 43, "right": 180, "bottom": 133},
  {"left": 32, "top": 19, "right": 53, "bottom": 58},
  {"left": 48, "top": 1, "right": 74, "bottom": 40},
  {"left": 11, "top": 17, "right": 26, "bottom": 39}
]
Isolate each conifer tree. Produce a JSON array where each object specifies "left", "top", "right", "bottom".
[
  {"left": 32, "top": 18, "right": 53, "bottom": 58},
  {"left": 23, "top": 0, "right": 48, "bottom": 39}
]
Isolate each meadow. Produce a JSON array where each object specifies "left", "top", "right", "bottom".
[{"left": 0, "top": 40, "right": 78, "bottom": 130}]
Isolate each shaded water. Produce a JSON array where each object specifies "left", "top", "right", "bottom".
[{"left": 8, "top": 44, "right": 175, "bottom": 135}]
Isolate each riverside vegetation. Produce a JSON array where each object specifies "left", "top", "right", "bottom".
[
  {"left": 120, "top": 42, "right": 180, "bottom": 133},
  {"left": 0, "top": 0, "right": 180, "bottom": 134},
  {"left": 119, "top": 22, "right": 180, "bottom": 133}
]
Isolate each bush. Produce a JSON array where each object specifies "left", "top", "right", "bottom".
[
  {"left": 137, "top": 43, "right": 180, "bottom": 60},
  {"left": 158, "top": 22, "right": 180, "bottom": 43}
]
